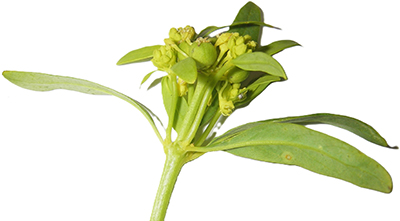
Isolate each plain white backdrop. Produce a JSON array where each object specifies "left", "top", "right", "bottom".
[{"left": 0, "top": 0, "right": 399, "bottom": 220}]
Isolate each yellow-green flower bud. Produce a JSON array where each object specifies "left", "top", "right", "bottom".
[
  {"left": 227, "top": 67, "right": 249, "bottom": 84},
  {"left": 215, "top": 33, "right": 239, "bottom": 47},
  {"left": 230, "top": 44, "right": 248, "bottom": 58},
  {"left": 177, "top": 78, "right": 188, "bottom": 96},
  {"left": 247, "top": 42, "right": 257, "bottom": 51},
  {"left": 220, "top": 99, "right": 234, "bottom": 116},
  {"left": 217, "top": 80, "right": 248, "bottom": 116},
  {"left": 169, "top": 28, "right": 181, "bottom": 43},
  {"left": 189, "top": 39, "right": 217, "bottom": 70},
  {"left": 178, "top": 26, "right": 196, "bottom": 43},
  {"left": 151, "top": 45, "right": 177, "bottom": 71}
]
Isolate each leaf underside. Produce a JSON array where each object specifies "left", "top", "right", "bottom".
[
  {"left": 2, "top": 71, "right": 164, "bottom": 142},
  {"left": 117, "top": 45, "right": 161, "bottom": 65}
]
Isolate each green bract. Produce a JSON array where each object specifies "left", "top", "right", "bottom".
[
  {"left": 189, "top": 40, "right": 217, "bottom": 70},
  {"left": 2, "top": 2, "right": 397, "bottom": 221}
]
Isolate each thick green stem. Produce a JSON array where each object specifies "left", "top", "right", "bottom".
[
  {"left": 150, "top": 148, "right": 187, "bottom": 221},
  {"left": 177, "top": 62, "right": 236, "bottom": 144}
]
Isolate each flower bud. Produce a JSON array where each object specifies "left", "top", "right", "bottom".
[
  {"left": 220, "top": 99, "right": 234, "bottom": 116},
  {"left": 151, "top": 45, "right": 177, "bottom": 71},
  {"left": 217, "top": 81, "right": 248, "bottom": 116},
  {"left": 178, "top": 26, "right": 196, "bottom": 43},
  {"left": 227, "top": 67, "right": 249, "bottom": 84},
  {"left": 177, "top": 78, "right": 188, "bottom": 96},
  {"left": 169, "top": 28, "right": 181, "bottom": 43},
  {"left": 215, "top": 33, "right": 239, "bottom": 47},
  {"left": 189, "top": 39, "right": 217, "bottom": 70}
]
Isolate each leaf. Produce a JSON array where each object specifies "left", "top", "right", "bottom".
[
  {"left": 174, "top": 96, "right": 189, "bottom": 133},
  {"left": 204, "top": 122, "right": 393, "bottom": 193},
  {"left": 232, "top": 52, "right": 287, "bottom": 79},
  {"left": 140, "top": 70, "right": 157, "bottom": 87},
  {"left": 147, "top": 77, "right": 163, "bottom": 90},
  {"left": 162, "top": 76, "right": 173, "bottom": 119},
  {"left": 199, "top": 92, "right": 219, "bottom": 127},
  {"left": 268, "top": 113, "right": 398, "bottom": 149},
  {"left": 3, "top": 71, "right": 164, "bottom": 143},
  {"left": 161, "top": 76, "right": 188, "bottom": 133},
  {"left": 229, "top": 2, "right": 264, "bottom": 44},
  {"left": 196, "top": 21, "right": 279, "bottom": 39},
  {"left": 171, "top": 57, "right": 197, "bottom": 84},
  {"left": 235, "top": 74, "right": 281, "bottom": 109},
  {"left": 260, "top": 40, "right": 301, "bottom": 56},
  {"left": 117, "top": 45, "right": 161, "bottom": 65},
  {"left": 196, "top": 26, "right": 222, "bottom": 39}
]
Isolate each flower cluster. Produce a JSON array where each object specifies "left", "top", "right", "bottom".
[{"left": 151, "top": 26, "right": 257, "bottom": 116}]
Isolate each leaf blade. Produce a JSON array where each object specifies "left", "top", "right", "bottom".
[
  {"left": 260, "top": 40, "right": 301, "bottom": 56},
  {"left": 235, "top": 74, "right": 281, "bottom": 109},
  {"left": 232, "top": 52, "right": 287, "bottom": 79},
  {"left": 196, "top": 21, "right": 279, "bottom": 39},
  {"left": 204, "top": 122, "right": 393, "bottom": 193},
  {"left": 117, "top": 45, "right": 162, "bottom": 65},
  {"left": 268, "top": 113, "right": 397, "bottom": 149},
  {"left": 229, "top": 2, "right": 264, "bottom": 44},
  {"left": 171, "top": 57, "right": 197, "bottom": 84},
  {"left": 3, "top": 71, "right": 164, "bottom": 143}
]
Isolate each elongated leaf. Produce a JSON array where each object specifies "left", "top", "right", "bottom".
[
  {"left": 161, "top": 76, "right": 188, "bottom": 133},
  {"left": 268, "top": 113, "right": 398, "bottom": 149},
  {"left": 161, "top": 76, "right": 173, "bottom": 119},
  {"left": 235, "top": 74, "right": 281, "bottom": 109},
  {"left": 171, "top": 57, "right": 197, "bottom": 84},
  {"left": 117, "top": 45, "right": 161, "bottom": 65},
  {"left": 260, "top": 40, "right": 301, "bottom": 56},
  {"left": 229, "top": 2, "right": 264, "bottom": 44},
  {"left": 147, "top": 77, "right": 163, "bottom": 90},
  {"left": 196, "top": 21, "right": 279, "bottom": 39},
  {"left": 3, "top": 71, "right": 164, "bottom": 142},
  {"left": 203, "top": 122, "right": 393, "bottom": 193},
  {"left": 232, "top": 52, "right": 287, "bottom": 79},
  {"left": 140, "top": 70, "right": 157, "bottom": 87}
]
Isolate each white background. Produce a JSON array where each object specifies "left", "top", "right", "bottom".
[{"left": 0, "top": 0, "right": 399, "bottom": 220}]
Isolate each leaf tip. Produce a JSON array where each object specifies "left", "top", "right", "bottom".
[{"left": 2, "top": 70, "right": 10, "bottom": 77}]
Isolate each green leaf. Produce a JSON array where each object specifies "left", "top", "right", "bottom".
[
  {"left": 199, "top": 92, "right": 219, "bottom": 127},
  {"left": 140, "top": 70, "right": 157, "bottom": 87},
  {"left": 229, "top": 2, "right": 264, "bottom": 44},
  {"left": 235, "top": 74, "right": 281, "bottom": 109},
  {"left": 203, "top": 122, "right": 393, "bottom": 193},
  {"left": 161, "top": 76, "right": 188, "bottom": 133},
  {"left": 232, "top": 52, "right": 287, "bottom": 79},
  {"left": 3, "top": 71, "right": 164, "bottom": 143},
  {"left": 196, "top": 21, "right": 279, "bottom": 39},
  {"left": 171, "top": 57, "right": 197, "bottom": 84},
  {"left": 260, "top": 40, "right": 301, "bottom": 56},
  {"left": 162, "top": 76, "right": 173, "bottom": 120},
  {"left": 268, "top": 113, "right": 398, "bottom": 149},
  {"left": 147, "top": 77, "right": 163, "bottom": 90},
  {"left": 117, "top": 45, "right": 161, "bottom": 65}
]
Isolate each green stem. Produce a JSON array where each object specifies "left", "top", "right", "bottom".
[
  {"left": 182, "top": 62, "right": 236, "bottom": 144},
  {"left": 150, "top": 147, "right": 187, "bottom": 221},
  {"left": 195, "top": 109, "right": 221, "bottom": 146},
  {"left": 176, "top": 74, "right": 209, "bottom": 142}
]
